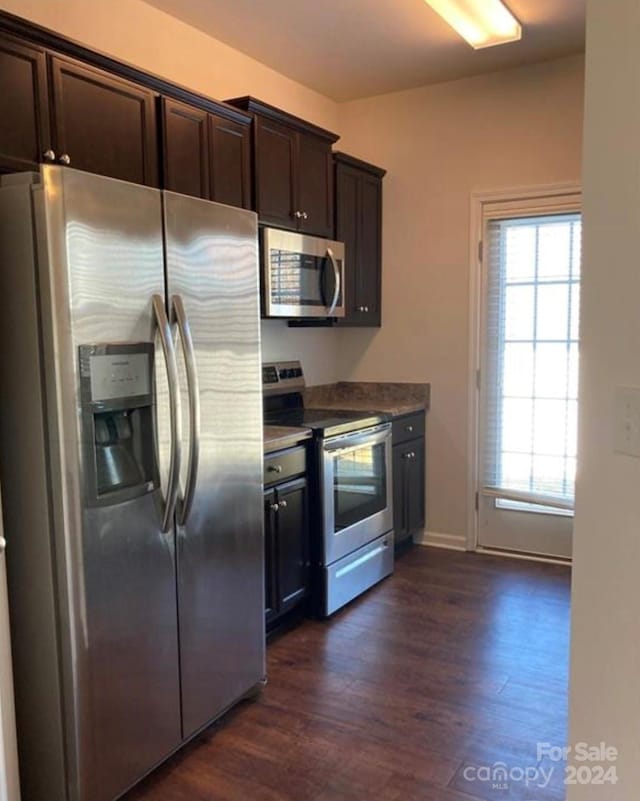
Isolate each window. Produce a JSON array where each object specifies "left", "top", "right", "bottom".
[{"left": 480, "top": 212, "right": 581, "bottom": 511}]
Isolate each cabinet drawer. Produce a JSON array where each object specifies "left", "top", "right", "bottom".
[
  {"left": 392, "top": 412, "right": 425, "bottom": 445},
  {"left": 264, "top": 445, "right": 307, "bottom": 486}
]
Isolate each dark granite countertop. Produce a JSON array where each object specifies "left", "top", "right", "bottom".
[
  {"left": 263, "top": 425, "right": 312, "bottom": 454},
  {"left": 304, "top": 381, "right": 430, "bottom": 418}
]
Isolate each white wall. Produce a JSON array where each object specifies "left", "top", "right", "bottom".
[
  {"left": 568, "top": 1, "right": 640, "bottom": 795},
  {"left": 0, "top": 0, "right": 343, "bottom": 384},
  {"left": 336, "top": 56, "right": 585, "bottom": 541}
]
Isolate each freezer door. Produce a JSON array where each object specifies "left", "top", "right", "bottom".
[
  {"left": 36, "top": 167, "right": 182, "bottom": 801},
  {"left": 163, "top": 191, "right": 265, "bottom": 738}
]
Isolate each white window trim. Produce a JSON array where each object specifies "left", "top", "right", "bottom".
[{"left": 467, "top": 183, "right": 582, "bottom": 551}]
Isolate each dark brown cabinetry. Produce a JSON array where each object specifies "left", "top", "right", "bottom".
[
  {"left": 335, "top": 152, "right": 386, "bottom": 327},
  {"left": 392, "top": 412, "right": 426, "bottom": 549},
  {"left": 162, "top": 97, "right": 251, "bottom": 208},
  {"left": 0, "top": 33, "right": 49, "bottom": 173},
  {"left": 49, "top": 55, "right": 159, "bottom": 186},
  {"left": 264, "top": 446, "right": 310, "bottom": 629},
  {"left": 227, "top": 97, "right": 338, "bottom": 237}
]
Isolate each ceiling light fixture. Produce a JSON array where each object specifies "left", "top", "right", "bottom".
[{"left": 424, "top": 0, "right": 522, "bottom": 49}]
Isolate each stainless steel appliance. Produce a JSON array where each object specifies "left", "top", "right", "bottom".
[
  {"left": 261, "top": 227, "right": 345, "bottom": 319},
  {"left": 0, "top": 166, "right": 265, "bottom": 801},
  {"left": 263, "top": 361, "right": 394, "bottom": 616}
]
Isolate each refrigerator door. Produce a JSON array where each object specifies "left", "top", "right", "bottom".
[
  {"left": 163, "top": 191, "right": 265, "bottom": 738},
  {"left": 35, "top": 167, "right": 182, "bottom": 801}
]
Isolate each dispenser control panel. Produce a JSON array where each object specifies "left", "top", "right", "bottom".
[{"left": 89, "top": 353, "right": 150, "bottom": 402}]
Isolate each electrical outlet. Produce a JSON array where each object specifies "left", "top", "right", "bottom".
[{"left": 614, "top": 387, "right": 640, "bottom": 457}]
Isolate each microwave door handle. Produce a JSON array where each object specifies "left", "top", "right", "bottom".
[
  {"left": 172, "top": 294, "right": 201, "bottom": 527},
  {"left": 153, "top": 294, "right": 182, "bottom": 533},
  {"left": 326, "top": 247, "right": 341, "bottom": 316}
]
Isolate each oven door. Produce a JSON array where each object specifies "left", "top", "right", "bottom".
[
  {"left": 321, "top": 423, "right": 393, "bottom": 565},
  {"left": 262, "top": 228, "right": 345, "bottom": 319}
]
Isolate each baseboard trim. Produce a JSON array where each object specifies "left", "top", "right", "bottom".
[{"left": 414, "top": 530, "right": 467, "bottom": 552}]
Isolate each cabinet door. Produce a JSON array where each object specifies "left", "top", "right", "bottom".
[
  {"left": 49, "top": 55, "right": 159, "bottom": 186},
  {"left": 407, "top": 438, "right": 426, "bottom": 534},
  {"left": 335, "top": 164, "right": 360, "bottom": 322},
  {"left": 264, "top": 490, "right": 278, "bottom": 625},
  {"left": 254, "top": 116, "right": 296, "bottom": 228},
  {"left": 297, "top": 134, "right": 333, "bottom": 237},
  {"left": 0, "top": 34, "right": 50, "bottom": 172},
  {"left": 357, "top": 173, "right": 382, "bottom": 326},
  {"left": 392, "top": 443, "right": 410, "bottom": 545},
  {"left": 162, "top": 97, "right": 210, "bottom": 199},
  {"left": 275, "top": 479, "right": 309, "bottom": 614},
  {"left": 209, "top": 114, "right": 251, "bottom": 209}
]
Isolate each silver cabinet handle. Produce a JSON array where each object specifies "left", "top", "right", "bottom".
[
  {"left": 153, "top": 294, "right": 182, "bottom": 533},
  {"left": 42, "top": 149, "right": 56, "bottom": 162},
  {"left": 268, "top": 464, "right": 282, "bottom": 474},
  {"left": 294, "top": 211, "right": 302, "bottom": 219},
  {"left": 58, "top": 154, "right": 71, "bottom": 166},
  {"left": 326, "top": 247, "right": 341, "bottom": 316},
  {"left": 302, "top": 211, "right": 308, "bottom": 220},
  {"left": 406, "top": 425, "right": 414, "bottom": 432},
  {"left": 172, "top": 295, "right": 200, "bottom": 527},
  {"left": 365, "top": 306, "right": 369, "bottom": 312},
  {"left": 270, "top": 503, "right": 280, "bottom": 512},
  {"left": 279, "top": 499, "right": 288, "bottom": 509},
  {"left": 0, "top": 536, "right": 6, "bottom": 553}
]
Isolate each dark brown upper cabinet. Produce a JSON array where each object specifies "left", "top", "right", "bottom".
[
  {"left": 334, "top": 152, "right": 386, "bottom": 327},
  {"left": 0, "top": 32, "right": 50, "bottom": 173},
  {"left": 226, "top": 97, "right": 338, "bottom": 238},
  {"left": 162, "top": 97, "right": 251, "bottom": 208},
  {"left": 49, "top": 55, "right": 159, "bottom": 186}
]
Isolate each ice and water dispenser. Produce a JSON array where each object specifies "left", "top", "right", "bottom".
[{"left": 79, "top": 344, "right": 158, "bottom": 506}]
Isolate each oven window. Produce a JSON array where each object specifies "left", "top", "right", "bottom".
[
  {"left": 270, "top": 250, "right": 325, "bottom": 307},
  {"left": 333, "top": 441, "right": 387, "bottom": 531}
]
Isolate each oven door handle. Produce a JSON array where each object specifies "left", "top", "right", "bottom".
[
  {"left": 323, "top": 424, "right": 391, "bottom": 455},
  {"left": 325, "top": 247, "right": 341, "bottom": 316}
]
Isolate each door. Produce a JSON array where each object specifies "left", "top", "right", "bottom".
[
  {"left": 163, "top": 191, "right": 264, "bottom": 738},
  {"left": 39, "top": 166, "right": 182, "bottom": 801},
  {"left": 335, "top": 164, "right": 359, "bottom": 321},
  {"left": 392, "top": 443, "right": 410, "bottom": 544},
  {"left": 162, "top": 97, "right": 210, "bottom": 199},
  {"left": 49, "top": 55, "right": 159, "bottom": 185},
  {"left": 297, "top": 134, "right": 333, "bottom": 237},
  {"left": 254, "top": 116, "right": 296, "bottom": 228},
  {"left": 322, "top": 425, "right": 393, "bottom": 565},
  {"left": 264, "top": 490, "right": 278, "bottom": 625},
  {"left": 477, "top": 202, "right": 581, "bottom": 558},
  {"left": 209, "top": 113, "right": 251, "bottom": 209},
  {"left": 276, "top": 479, "right": 309, "bottom": 614},
  {"left": 357, "top": 173, "right": 382, "bottom": 325},
  {"left": 0, "top": 33, "right": 50, "bottom": 173},
  {"left": 0, "top": 487, "right": 20, "bottom": 801}
]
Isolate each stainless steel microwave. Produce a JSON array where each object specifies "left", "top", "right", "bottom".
[{"left": 261, "top": 227, "right": 345, "bottom": 319}]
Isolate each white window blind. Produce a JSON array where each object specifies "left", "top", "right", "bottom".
[{"left": 480, "top": 212, "right": 581, "bottom": 511}]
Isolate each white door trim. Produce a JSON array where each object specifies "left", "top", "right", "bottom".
[{"left": 466, "top": 182, "right": 582, "bottom": 551}]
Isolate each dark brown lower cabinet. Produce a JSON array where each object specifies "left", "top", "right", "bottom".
[
  {"left": 392, "top": 413, "right": 426, "bottom": 550},
  {"left": 264, "top": 477, "right": 310, "bottom": 629}
]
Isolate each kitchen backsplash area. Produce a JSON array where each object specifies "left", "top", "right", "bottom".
[{"left": 260, "top": 320, "right": 341, "bottom": 386}]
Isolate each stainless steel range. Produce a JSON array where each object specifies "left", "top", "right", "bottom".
[{"left": 263, "top": 361, "right": 394, "bottom": 616}]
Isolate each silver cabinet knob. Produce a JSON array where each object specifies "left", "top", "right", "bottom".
[
  {"left": 406, "top": 425, "right": 414, "bottom": 433},
  {"left": 294, "top": 211, "right": 302, "bottom": 219},
  {"left": 365, "top": 306, "right": 369, "bottom": 312},
  {"left": 302, "top": 211, "right": 308, "bottom": 220},
  {"left": 0, "top": 536, "right": 6, "bottom": 553},
  {"left": 268, "top": 464, "right": 282, "bottom": 474},
  {"left": 42, "top": 149, "right": 56, "bottom": 162},
  {"left": 279, "top": 499, "right": 288, "bottom": 509},
  {"left": 270, "top": 503, "right": 279, "bottom": 512},
  {"left": 59, "top": 154, "right": 71, "bottom": 166},
  {"left": 358, "top": 306, "right": 364, "bottom": 312}
]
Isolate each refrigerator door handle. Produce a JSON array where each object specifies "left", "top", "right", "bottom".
[
  {"left": 172, "top": 294, "right": 201, "bottom": 527},
  {"left": 153, "top": 293, "right": 182, "bottom": 533}
]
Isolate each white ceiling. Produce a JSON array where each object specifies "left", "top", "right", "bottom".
[{"left": 145, "top": 0, "right": 585, "bottom": 101}]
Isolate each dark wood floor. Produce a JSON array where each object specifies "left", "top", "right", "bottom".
[{"left": 124, "top": 547, "right": 571, "bottom": 801}]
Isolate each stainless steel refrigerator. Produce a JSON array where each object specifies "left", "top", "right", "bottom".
[{"left": 0, "top": 166, "right": 265, "bottom": 801}]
